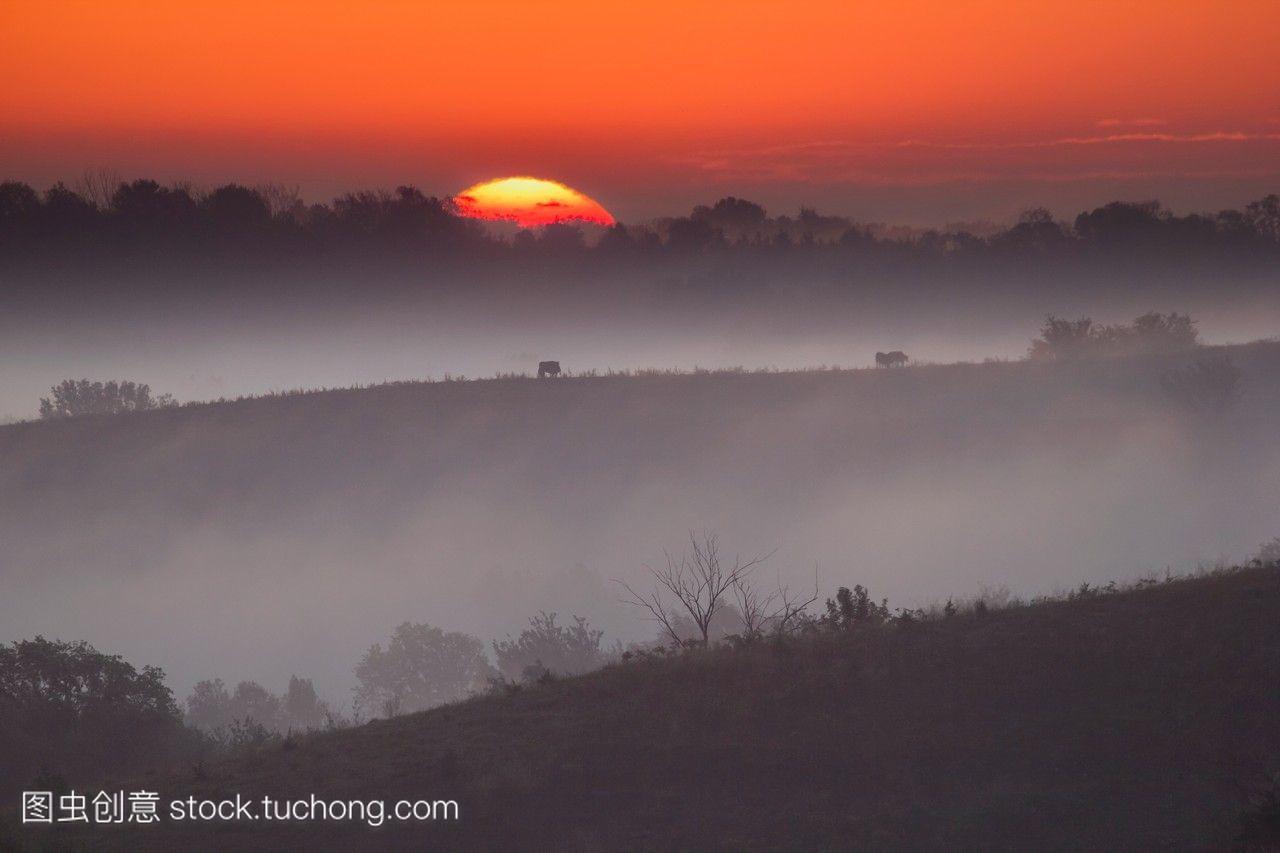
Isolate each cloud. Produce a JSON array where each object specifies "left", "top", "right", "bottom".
[
  {"left": 1096, "top": 117, "right": 1166, "bottom": 128},
  {"left": 891, "top": 131, "right": 1280, "bottom": 150},
  {"left": 673, "top": 128, "right": 1280, "bottom": 186}
]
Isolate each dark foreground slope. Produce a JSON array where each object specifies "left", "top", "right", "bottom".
[{"left": 18, "top": 565, "right": 1280, "bottom": 851}]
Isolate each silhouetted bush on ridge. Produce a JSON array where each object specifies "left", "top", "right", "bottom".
[
  {"left": 491, "top": 612, "right": 610, "bottom": 683},
  {"left": 1029, "top": 311, "right": 1200, "bottom": 361},
  {"left": 39, "top": 378, "right": 176, "bottom": 419}
]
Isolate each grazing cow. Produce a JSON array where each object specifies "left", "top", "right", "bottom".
[
  {"left": 875, "top": 350, "right": 909, "bottom": 368},
  {"left": 537, "top": 360, "right": 562, "bottom": 378}
]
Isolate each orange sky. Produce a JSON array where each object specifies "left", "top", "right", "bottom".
[{"left": 3, "top": 0, "right": 1279, "bottom": 222}]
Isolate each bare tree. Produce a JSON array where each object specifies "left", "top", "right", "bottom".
[
  {"left": 732, "top": 567, "right": 820, "bottom": 640},
  {"left": 254, "top": 183, "right": 304, "bottom": 219},
  {"left": 616, "top": 577, "right": 683, "bottom": 645},
  {"left": 618, "top": 532, "right": 771, "bottom": 646},
  {"left": 731, "top": 574, "right": 778, "bottom": 640},
  {"left": 171, "top": 179, "right": 206, "bottom": 204},
  {"left": 74, "top": 167, "right": 121, "bottom": 210},
  {"left": 771, "top": 569, "right": 820, "bottom": 637}
]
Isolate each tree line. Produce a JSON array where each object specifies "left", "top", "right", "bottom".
[{"left": 1, "top": 176, "right": 1278, "bottom": 270}]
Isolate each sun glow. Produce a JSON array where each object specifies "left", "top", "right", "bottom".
[{"left": 452, "top": 177, "right": 615, "bottom": 228}]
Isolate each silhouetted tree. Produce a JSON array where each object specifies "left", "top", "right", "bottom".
[
  {"left": 0, "top": 181, "right": 41, "bottom": 250},
  {"left": 1073, "top": 200, "right": 1166, "bottom": 249},
  {"left": 186, "top": 675, "right": 329, "bottom": 733},
  {"left": 665, "top": 605, "right": 747, "bottom": 644},
  {"left": 0, "top": 181, "right": 41, "bottom": 224},
  {"left": 228, "top": 681, "right": 280, "bottom": 730},
  {"left": 0, "top": 637, "right": 186, "bottom": 796},
  {"left": 996, "top": 207, "right": 1070, "bottom": 253},
  {"left": 42, "top": 183, "right": 97, "bottom": 235},
  {"left": 73, "top": 167, "right": 120, "bottom": 210},
  {"left": 1245, "top": 194, "right": 1280, "bottom": 244},
  {"left": 731, "top": 570, "right": 820, "bottom": 640},
  {"left": 253, "top": 183, "right": 305, "bottom": 220},
  {"left": 282, "top": 675, "right": 328, "bottom": 730},
  {"left": 331, "top": 185, "right": 473, "bottom": 251},
  {"left": 619, "top": 532, "right": 770, "bottom": 645},
  {"left": 355, "top": 622, "right": 494, "bottom": 717},
  {"left": 823, "top": 585, "right": 890, "bottom": 630},
  {"left": 692, "top": 197, "right": 767, "bottom": 237},
  {"left": 201, "top": 184, "right": 271, "bottom": 234},
  {"left": 185, "top": 678, "right": 233, "bottom": 730},
  {"left": 111, "top": 179, "right": 196, "bottom": 227},
  {"left": 0, "top": 636, "right": 175, "bottom": 716}
]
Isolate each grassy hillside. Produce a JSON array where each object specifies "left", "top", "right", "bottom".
[
  {"left": 12, "top": 564, "right": 1279, "bottom": 850},
  {"left": 3, "top": 341, "right": 1277, "bottom": 546},
  {"left": 2, "top": 341, "right": 1279, "bottom": 702}
]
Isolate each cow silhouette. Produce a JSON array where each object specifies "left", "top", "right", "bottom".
[
  {"left": 537, "top": 360, "right": 562, "bottom": 378},
  {"left": 875, "top": 351, "right": 909, "bottom": 368}
]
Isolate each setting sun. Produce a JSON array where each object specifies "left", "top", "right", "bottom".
[{"left": 452, "top": 177, "right": 616, "bottom": 228}]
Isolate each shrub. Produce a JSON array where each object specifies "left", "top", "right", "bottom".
[
  {"left": 492, "top": 612, "right": 607, "bottom": 682},
  {"left": 1130, "top": 311, "right": 1198, "bottom": 351},
  {"left": 211, "top": 718, "right": 281, "bottom": 751},
  {"left": 823, "top": 585, "right": 890, "bottom": 630},
  {"left": 1029, "top": 316, "right": 1096, "bottom": 361},
  {"left": 1029, "top": 312, "right": 1199, "bottom": 361}
]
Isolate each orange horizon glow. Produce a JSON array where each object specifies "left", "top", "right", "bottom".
[
  {"left": 453, "top": 178, "right": 615, "bottom": 228},
  {"left": 2, "top": 1, "right": 1279, "bottom": 221}
]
